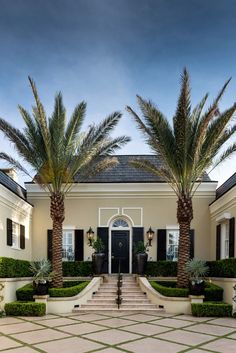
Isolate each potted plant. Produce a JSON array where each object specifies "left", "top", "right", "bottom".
[
  {"left": 134, "top": 241, "right": 149, "bottom": 275},
  {"left": 185, "top": 258, "right": 209, "bottom": 296},
  {"left": 30, "top": 259, "right": 54, "bottom": 295},
  {"left": 91, "top": 238, "right": 105, "bottom": 275}
]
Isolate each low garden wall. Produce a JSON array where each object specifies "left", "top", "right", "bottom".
[
  {"left": 35, "top": 277, "right": 102, "bottom": 314},
  {"left": 138, "top": 277, "right": 192, "bottom": 314},
  {"left": 0, "top": 277, "right": 32, "bottom": 310},
  {"left": 210, "top": 278, "right": 235, "bottom": 305}
]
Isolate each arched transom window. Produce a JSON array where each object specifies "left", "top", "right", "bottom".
[{"left": 112, "top": 218, "right": 129, "bottom": 228}]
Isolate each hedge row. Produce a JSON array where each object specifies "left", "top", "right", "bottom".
[
  {"left": 147, "top": 259, "right": 236, "bottom": 278},
  {"left": 62, "top": 261, "right": 92, "bottom": 277},
  {"left": 150, "top": 281, "right": 188, "bottom": 297},
  {"left": 191, "top": 302, "right": 232, "bottom": 317},
  {"left": 146, "top": 261, "right": 177, "bottom": 277},
  {"left": 49, "top": 281, "right": 89, "bottom": 297},
  {"left": 1, "top": 256, "right": 236, "bottom": 278},
  {"left": 207, "top": 258, "right": 236, "bottom": 278},
  {"left": 150, "top": 280, "right": 223, "bottom": 301},
  {"left": 16, "top": 281, "right": 89, "bottom": 301},
  {"left": 5, "top": 302, "right": 46, "bottom": 316},
  {"left": 0, "top": 257, "right": 92, "bottom": 278},
  {"left": 0, "top": 257, "right": 32, "bottom": 278}
]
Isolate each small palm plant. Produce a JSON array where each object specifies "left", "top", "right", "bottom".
[
  {"left": 30, "top": 259, "right": 54, "bottom": 284},
  {"left": 185, "top": 258, "right": 209, "bottom": 284}
]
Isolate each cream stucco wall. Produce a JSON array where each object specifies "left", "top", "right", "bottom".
[
  {"left": 209, "top": 186, "right": 236, "bottom": 260},
  {"left": 0, "top": 185, "right": 33, "bottom": 260},
  {"left": 26, "top": 182, "right": 216, "bottom": 264}
]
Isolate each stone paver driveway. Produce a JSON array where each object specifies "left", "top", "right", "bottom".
[{"left": 0, "top": 311, "right": 236, "bottom": 352}]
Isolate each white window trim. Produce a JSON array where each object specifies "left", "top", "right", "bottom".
[
  {"left": 11, "top": 221, "right": 20, "bottom": 250},
  {"left": 62, "top": 230, "right": 75, "bottom": 261},
  {"left": 166, "top": 228, "right": 179, "bottom": 261},
  {"left": 220, "top": 221, "right": 229, "bottom": 259}
]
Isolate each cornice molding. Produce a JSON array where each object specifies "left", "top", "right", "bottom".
[{"left": 25, "top": 182, "right": 217, "bottom": 200}]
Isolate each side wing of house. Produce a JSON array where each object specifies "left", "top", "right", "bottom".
[
  {"left": 210, "top": 173, "right": 236, "bottom": 260},
  {"left": 0, "top": 171, "right": 33, "bottom": 260}
]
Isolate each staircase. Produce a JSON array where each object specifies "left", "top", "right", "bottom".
[{"left": 73, "top": 275, "right": 162, "bottom": 312}]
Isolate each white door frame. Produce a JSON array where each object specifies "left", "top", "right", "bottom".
[{"left": 108, "top": 218, "right": 132, "bottom": 274}]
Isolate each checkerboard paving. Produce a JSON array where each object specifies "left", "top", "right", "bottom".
[{"left": 0, "top": 312, "right": 236, "bottom": 352}]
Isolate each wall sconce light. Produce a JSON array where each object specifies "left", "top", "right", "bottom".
[
  {"left": 87, "top": 227, "right": 94, "bottom": 246},
  {"left": 146, "top": 226, "right": 154, "bottom": 246}
]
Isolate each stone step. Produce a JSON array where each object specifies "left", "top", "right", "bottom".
[
  {"left": 94, "top": 294, "right": 146, "bottom": 298},
  {"left": 73, "top": 308, "right": 164, "bottom": 313},
  {"left": 88, "top": 299, "right": 151, "bottom": 304},
  {"left": 100, "top": 284, "right": 139, "bottom": 288}
]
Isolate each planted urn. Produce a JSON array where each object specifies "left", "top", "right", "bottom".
[
  {"left": 134, "top": 241, "right": 149, "bottom": 275},
  {"left": 30, "top": 259, "right": 54, "bottom": 295},
  {"left": 185, "top": 258, "right": 209, "bottom": 296},
  {"left": 91, "top": 238, "right": 105, "bottom": 275}
]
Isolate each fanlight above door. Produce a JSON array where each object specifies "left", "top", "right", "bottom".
[{"left": 112, "top": 219, "right": 129, "bottom": 228}]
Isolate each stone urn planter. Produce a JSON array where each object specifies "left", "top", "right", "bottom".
[
  {"left": 92, "top": 252, "right": 105, "bottom": 275},
  {"left": 91, "top": 238, "right": 105, "bottom": 275},
  {"left": 134, "top": 241, "right": 149, "bottom": 275}
]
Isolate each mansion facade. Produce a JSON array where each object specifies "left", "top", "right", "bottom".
[{"left": 0, "top": 155, "right": 235, "bottom": 274}]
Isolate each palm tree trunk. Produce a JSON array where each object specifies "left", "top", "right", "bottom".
[
  {"left": 50, "top": 192, "right": 65, "bottom": 288},
  {"left": 177, "top": 195, "right": 193, "bottom": 288}
]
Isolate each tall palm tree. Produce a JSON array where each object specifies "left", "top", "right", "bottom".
[
  {"left": 127, "top": 69, "right": 236, "bottom": 288},
  {"left": 0, "top": 78, "right": 130, "bottom": 287}
]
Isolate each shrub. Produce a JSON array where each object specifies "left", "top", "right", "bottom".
[
  {"left": 16, "top": 283, "right": 35, "bottom": 301},
  {"left": 146, "top": 261, "right": 177, "bottom": 277},
  {"left": 150, "top": 280, "right": 223, "bottom": 301},
  {"left": 62, "top": 261, "right": 92, "bottom": 277},
  {"left": 207, "top": 258, "right": 236, "bottom": 278},
  {"left": 0, "top": 258, "right": 93, "bottom": 278},
  {"left": 5, "top": 302, "right": 46, "bottom": 316},
  {"left": 150, "top": 281, "right": 188, "bottom": 297},
  {"left": 49, "top": 281, "right": 89, "bottom": 297},
  {"left": 0, "top": 257, "right": 31, "bottom": 278},
  {"left": 204, "top": 282, "right": 223, "bottom": 302},
  {"left": 16, "top": 281, "right": 89, "bottom": 299},
  {"left": 191, "top": 302, "right": 232, "bottom": 317}
]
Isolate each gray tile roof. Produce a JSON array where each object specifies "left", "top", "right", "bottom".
[
  {"left": 215, "top": 172, "right": 236, "bottom": 200},
  {"left": 76, "top": 155, "right": 211, "bottom": 183},
  {"left": 0, "top": 170, "right": 27, "bottom": 200}
]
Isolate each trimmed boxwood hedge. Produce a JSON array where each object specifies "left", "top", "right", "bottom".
[
  {"left": 207, "top": 258, "right": 236, "bottom": 278},
  {"left": 150, "top": 281, "right": 189, "bottom": 297},
  {"left": 16, "top": 283, "right": 35, "bottom": 301},
  {"left": 0, "top": 257, "right": 31, "bottom": 278},
  {"left": 0, "top": 257, "right": 92, "bottom": 278},
  {"left": 146, "top": 261, "right": 177, "bottom": 277},
  {"left": 191, "top": 302, "right": 232, "bottom": 317},
  {"left": 62, "top": 261, "right": 92, "bottom": 277},
  {"left": 5, "top": 302, "right": 46, "bottom": 316},
  {"left": 150, "top": 280, "right": 223, "bottom": 301},
  {"left": 49, "top": 281, "right": 89, "bottom": 297},
  {"left": 16, "top": 281, "right": 89, "bottom": 300}
]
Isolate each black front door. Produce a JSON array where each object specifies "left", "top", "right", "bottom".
[{"left": 111, "top": 230, "right": 129, "bottom": 273}]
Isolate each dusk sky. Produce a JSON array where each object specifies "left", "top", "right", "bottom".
[{"left": 0, "top": 0, "right": 236, "bottom": 185}]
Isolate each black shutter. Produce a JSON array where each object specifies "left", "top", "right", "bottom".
[
  {"left": 6, "top": 218, "right": 13, "bottom": 246},
  {"left": 47, "top": 230, "right": 53, "bottom": 261},
  {"left": 132, "top": 227, "right": 144, "bottom": 247},
  {"left": 20, "top": 225, "right": 25, "bottom": 249},
  {"left": 157, "top": 229, "right": 166, "bottom": 260},
  {"left": 216, "top": 224, "right": 221, "bottom": 260},
  {"left": 132, "top": 227, "right": 144, "bottom": 273},
  {"left": 229, "top": 217, "right": 235, "bottom": 258},
  {"left": 190, "top": 229, "right": 194, "bottom": 259},
  {"left": 74, "top": 229, "right": 84, "bottom": 261},
  {"left": 97, "top": 227, "right": 109, "bottom": 273}
]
